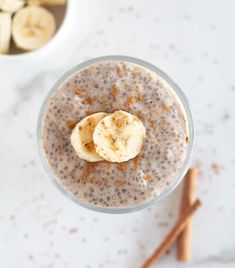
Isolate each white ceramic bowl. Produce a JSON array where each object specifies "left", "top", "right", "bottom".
[
  {"left": 0, "top": 0, "right": 84, "bottom": 63},
  {"left": 0, "top": 0, "right": 99, "bottom": 114}
]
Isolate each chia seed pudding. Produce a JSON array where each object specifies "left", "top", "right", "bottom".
[{"left": 40, "top": 59, "right": 189, "bottom": 208}]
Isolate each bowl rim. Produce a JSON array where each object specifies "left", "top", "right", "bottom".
[{"left": 37, "top": 55, "right": 195, "bottom": 214}]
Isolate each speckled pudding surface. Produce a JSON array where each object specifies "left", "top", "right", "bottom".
[{"left": 41, "top": 60, "right": 189, "bottom": 208}]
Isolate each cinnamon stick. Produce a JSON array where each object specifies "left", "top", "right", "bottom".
[
  {"left": 141, "top": 199, "right": 201, "bottom": 268},
  {"left": 177, "top": 168, "right": 198, "bottom": 261}
]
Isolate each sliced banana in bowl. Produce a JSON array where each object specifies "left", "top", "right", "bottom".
[
  {"left": 27, "top": 0, "right": 66, "bottom": 5},
  {"left": 93, "top": 110, "right": 146, "bottom": 163},
  {"left": 12, "top": 6, "right": 56, "bottom": 50},
  {"left": 71, "top": 112, "right": 108, "bottom": 163},
  {"left": 0, "top": 12, "right": 11, "bottom": 54},
  {"left": 0, "top": 0, "right": 68, "bottom": 55},
  {"left": 0, "top": 0, "right": 25, "bottom": 13}
]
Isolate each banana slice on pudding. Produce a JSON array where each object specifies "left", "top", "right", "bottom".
[
  {"left": 71, "top": 112, "right": 108, "bottom": 162},
  {"left": 93, "top": 110, "right": 146, "bottom": 163},
  {"left": 12, "top": 6, "right": 56, "bottom": 51}
]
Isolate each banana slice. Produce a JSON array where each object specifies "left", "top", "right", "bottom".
[
  {"left": 0, "top": 12, "right": 11, "bottom": 54},
  {"left": 71, "top": 112, "right": 108, "bottom": 162},
  {"left": 0, "top": 0, "right": 25, "bottom": 13},
  {"left": 12, "top": 6, "right": 56, "bottom": 51},
  {"left": 93, "top": 110, "right": 146, "bottom": 163},
  {"left": 27, "top": 0, "right": 66, "bottom": 5}
]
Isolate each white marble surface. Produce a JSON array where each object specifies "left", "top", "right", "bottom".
[{"left": 1, "top": 0, "right": 235, "bottom": 267}]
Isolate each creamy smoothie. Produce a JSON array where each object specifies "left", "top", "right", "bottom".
[{"left": 40, "top": 59, "right": 189, "bottom": 208}]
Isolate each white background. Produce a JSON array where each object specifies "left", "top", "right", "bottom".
[{"left": 0, "top": 0, "right": 235, "bottom": 267}]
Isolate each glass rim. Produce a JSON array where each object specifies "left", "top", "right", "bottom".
[{"left": 37, "top": 55, "right": 195, "bottom": 214}]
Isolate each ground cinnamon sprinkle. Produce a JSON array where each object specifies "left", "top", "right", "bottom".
[
  {"left": 158, "top": 221, "right": 169, "bottom": 227},
  {"left": 134, "top": 112, "right": 145, "bottom": 121},
  {"left": 88, "top": 177, "right": 96, "bottom": 184},
  {"left": 111, "top": 84, "right": 119, "bottom": 96},
  {"left": 125, "top": 97, "right": 134, "bottom": 106},
  {"left": 81, "top": 163, "right": 97, "bottom": 181},
  {"left": 66, "top": 120, "right": 77, "bottom": 130},
  {"left": 116, "top": 66, "right": 126, "bottom": 76},
  {"left": 87, "top": 117, "right": 95, "bottom": 127},
  {"left": 147, "top": 74, "right": 154, "bottom": 82},
  {"left": 94, "top": 179, "right": 102, "bottom": 187},
  {"left": 84, "top": 97, "right": 93, "bottom": 105},
  {"left": 114, "top": 179, "right": 124, "bottom": 188},
  {"left": 101, "top": 120, "right": 108, "bottom": 129},
  {"left": 143, "top": 174, "right": 151, "bottom": 181},
  {"left": 131, "top": 68, "right": 139, "bottom": 78},
  {"left": 74, "top": 87, "right": 83, "bottom": 96},
  {"left": 69, "top": 228, "right": 78, "bottom": 234},
  {"left": 84, "top": 142, "right": 95, "bottom": 152},
  {"left": 151, "top": 121, "right": 157, "bottom": 131},
  {"left": 146, "top": 131, "right": 152, "bottom": 139},
  {"left": 86, "top": 109, "right": 94, "bottom": 115},
  {"left": 162, "top": 103, "right": 171, "bottom": 112},
  {"left": 136, "top": 95, "right": 145, "bottom": 101},
  {"left": 80, "top": 165, "right": 110, "bottom": 187},
  {"left": 160, "top": 116, "right": 166, "bottom": 125},
  {"left": 57, "top": 146, "right": 64, "bottom": 156},
  {"left": 125, "top": 95, "right": 145, "bottom": 106},
  {"left": 28, "top": 255, "right": 33, "bottom": 260},
  {"left": 102, "top": 177, "right": 109, "bottom": 186},
  {"left": 116, "top": 66, "right": 122, "bottom": 76},
  {"left": 112, "top": 112, "right": 128, "bottom": 128},
  {"left": 117, "top": 162, "right": 127, "bottom": 171},
  {"left": 134, "top": 155, "right": 142, "bottom": 168},
  {"left": 90, "top": 177, "right": 107, "bottom": 187},
  {"left": 211, "top": 163, "right": 220, "bottom": 174}
]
